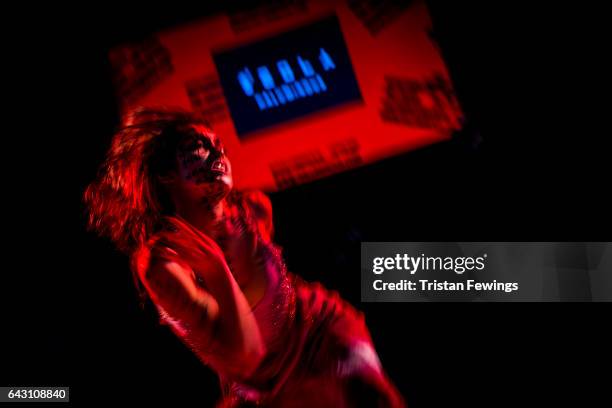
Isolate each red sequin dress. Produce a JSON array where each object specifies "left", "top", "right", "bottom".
[{"left": 132, "top": 191, "right": 405, "bottom": 407}]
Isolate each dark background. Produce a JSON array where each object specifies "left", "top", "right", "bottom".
[{"left": 3, "top": 1, "right": 610, "bottom": 406}]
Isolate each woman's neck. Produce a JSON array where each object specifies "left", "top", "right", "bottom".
[{"left": 174, "top": 198, "right": 227, "bottom": 237}]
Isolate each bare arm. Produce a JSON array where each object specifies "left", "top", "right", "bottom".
[{"left": 140, "top": 239, "right": 265, "bottom": 381}]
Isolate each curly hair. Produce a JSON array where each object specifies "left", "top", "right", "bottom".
[{"left": 83, "top": 107, "right": 212, "bottom": 255}]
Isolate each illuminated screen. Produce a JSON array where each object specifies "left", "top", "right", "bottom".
[{"left": 213, "top": 15, "right": 362, "bottom": 137}]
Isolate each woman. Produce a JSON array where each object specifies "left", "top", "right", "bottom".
[{"left": 84, "top": 107, "right": 405, "bottom": 407}]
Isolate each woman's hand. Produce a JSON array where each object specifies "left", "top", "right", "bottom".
[
  {"left": 215, "top": 203, "right": 282, "bottom": 308},
  {"left": 144, "top": 248, "right": 220, "bottom": 334}
]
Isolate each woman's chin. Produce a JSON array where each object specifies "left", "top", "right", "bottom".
[
  {"left": 216, "top": 174, "right": 233, "bottom": 195},
  {"left": 196, "top": 177, "right": 232, "bottom": 203}
]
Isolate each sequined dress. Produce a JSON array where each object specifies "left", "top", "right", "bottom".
[{"left": 132, "top": 192, "right": 404, "bottom": 407}]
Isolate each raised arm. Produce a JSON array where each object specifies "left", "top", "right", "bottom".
[{"left": 137, "top": 231, "right": 266, "bottom": 381}]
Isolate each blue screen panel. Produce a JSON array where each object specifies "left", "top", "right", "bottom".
[{"left": 213, "top": 15, "right": 363, "bottom": 137}]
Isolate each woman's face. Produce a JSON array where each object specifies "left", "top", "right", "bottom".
[{"left": 171, "top": 124, "right": 233, "bottom": 205}]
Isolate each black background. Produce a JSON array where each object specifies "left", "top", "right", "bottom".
[{"left": 3, "top": 1, "right": 610, "bottom": 407}]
